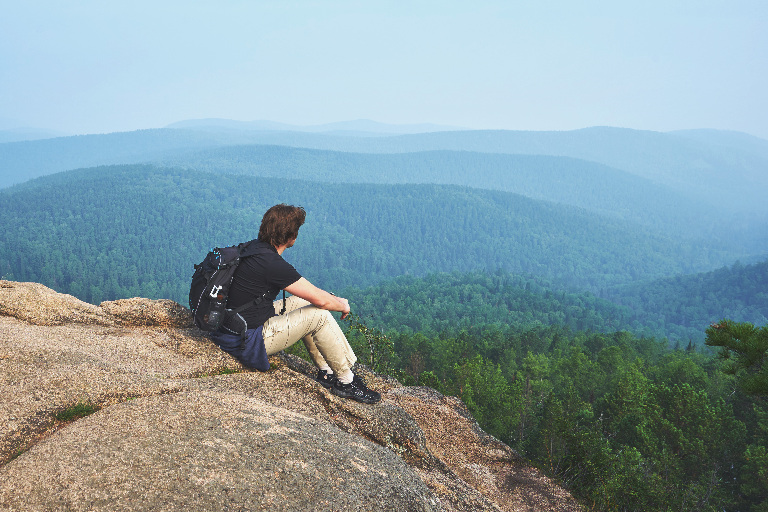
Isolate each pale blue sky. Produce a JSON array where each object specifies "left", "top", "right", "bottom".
[{"left": 1, "top": 0, "right": 766, "bottom": 138}]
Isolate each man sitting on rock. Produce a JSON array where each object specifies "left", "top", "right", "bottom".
[{"left": 211, "top": 203, "right": 381, "bottom": 404}]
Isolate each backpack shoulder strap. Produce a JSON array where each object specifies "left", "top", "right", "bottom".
[
  {"left": 231, "top": 291, "right": 267, "bottom": 314},
  {"left": 238, "top": 239, "right": 272, "bottom": 259}
]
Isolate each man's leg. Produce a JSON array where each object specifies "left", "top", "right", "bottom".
[
  {"left": 271, "top": 296, "right": 329, "bottom": 368},
  {"left": 262, "top": 295, "right": 357, "bottom": 376},
  {"left": 263, "top": 295, "right": 380, "bottom": 404}
]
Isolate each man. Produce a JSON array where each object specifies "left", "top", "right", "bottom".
[{"left": 211, "top": 204, "right": 380, "bottom": 404}]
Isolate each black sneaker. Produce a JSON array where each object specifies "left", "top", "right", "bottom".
[
  {"left": 316, "top": 369, "right": 337, "bottom": 389},
  {"left": 331, "top": 374, "right": 381, "bottom": 404}
]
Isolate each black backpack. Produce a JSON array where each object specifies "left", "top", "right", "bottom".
[{"left": 189, "top": 240, "right": 271, "bottom": 338}]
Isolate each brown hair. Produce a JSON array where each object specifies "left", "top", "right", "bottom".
[{"left": 258, "top": 204, "right": 306, "bottom": 247}]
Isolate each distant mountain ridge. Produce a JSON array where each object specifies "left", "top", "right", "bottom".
[
  {"left": 155, "top": 143, "right": 724, "bottom": 240},
  {"left": 3, "top": 124, "right": 767, "bottom": 264},
  {"left": 3, "top": 125, "right": 766, "bottom": 218},
  {"left": 671, "top": 129, "right": 768, "bottom": 161},
  {"left": 165, "top": 118, "right": 467, "bottom": 135},
  {"left": 0, "top": 128, "right": 68, "bottom": 143}
]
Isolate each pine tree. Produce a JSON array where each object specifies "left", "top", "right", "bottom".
[{"left": 706, "top": 320, "right": 768, "bottom": 396}]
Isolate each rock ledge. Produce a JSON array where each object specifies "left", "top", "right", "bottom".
[{"left": 0, "top": 281, "right": 582, "bottom": 512}]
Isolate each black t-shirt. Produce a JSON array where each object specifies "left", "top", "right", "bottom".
[{"left": 226, "top": 240, "right": 302, "bottom": 329}]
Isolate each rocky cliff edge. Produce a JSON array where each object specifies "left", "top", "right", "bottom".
[{"left": 0, "top": 280, "right": 581, "bottom": 512}]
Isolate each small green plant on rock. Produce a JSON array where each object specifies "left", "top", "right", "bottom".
[
  {"left": 55, "top": 402, "right": 99, "bottom": 423},
  {"left": 197, "top": 367, "right": 243, "bottom": 377}
]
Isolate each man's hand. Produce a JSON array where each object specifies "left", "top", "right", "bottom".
[{"left": 338, "top": 297, "right": 351, "bottom": 320}]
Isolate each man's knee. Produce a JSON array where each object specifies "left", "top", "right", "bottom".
[
  {"left": 315, "top": 308, "right": 335, "bottom": 327},
  {"left": 290, "top": 303, "right": 333, "bottom": 327}
]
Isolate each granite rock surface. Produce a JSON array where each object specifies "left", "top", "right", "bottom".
[{"left": 0, "top": 280, "right": 582, "bottom": 511}]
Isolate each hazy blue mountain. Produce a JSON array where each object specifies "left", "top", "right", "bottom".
[
  {"left": 0, "top": 129, "right": 238, "bottom": 188},
  {"left": 4, "top": 125, "right": 765, "bottom": 218},
  {"left": 671, "top": 129, "right": 768, "bottom": 161},
  {"left": 0, "top": 128, "right": 67, "bottom": 143},
  {"left": 0, "top": 128, "right": 399, "bottom": 188},
  {"left": 166, "top": 118, "right": 466, "bottom": 135},
  {"left": 155, "top": 144, "right": 729, "bottom": 241},
  {"left": 166, "top": 124, "right": 768, "bottom": 194},
  {"left": 6, "top": 126, "right": 768, "bottom": 244},
  {"left": 328, "top": 127, "right": 768, "bottom": 215}
]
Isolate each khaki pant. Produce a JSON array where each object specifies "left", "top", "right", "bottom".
[{"left": 262, "top": 295, "right": 357, "bottom": 374}]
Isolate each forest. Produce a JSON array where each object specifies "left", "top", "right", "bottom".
[
  {"left": 334, "top": 309, "right": 768, "bottom": 511},
  {"left": 341, "top": 272, "right": 767, "bottom": 510},
  {"left": 2, "top": 125, "right": 768, "bottom": 510},
  {"left": 2, "top": 164, "right": 765, "bottom": 343}
]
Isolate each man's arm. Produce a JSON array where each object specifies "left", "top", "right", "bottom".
[{"left": 284, "top": 277, "right": 351, "bottom": 319}]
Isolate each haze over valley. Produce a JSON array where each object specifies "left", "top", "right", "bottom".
[
  {"left": 1, "top": 120, "right": 766, "bottom": 344},
  {"left": 3, "top": 2, "right": 768, "bottom": 509}
]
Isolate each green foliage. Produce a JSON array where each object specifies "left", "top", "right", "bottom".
[
  {"left": 740, "top": 403, "right": 768, "bottom": 511},
  {"left": 342, "top": 313, "right": 395, "bottom": 375},
  {"left": 55, "top": 402, "right": 99, "bottom": 422},
  {"left": 609, "top": 261, "right": 768, "bottom": 343},
  {"left": 215, "top": 367, "right": 241, "bottom": 375},
  {"left": 197, "top": 367, "right": 243, "bottom": 377},
  {"left": 375, "top": 313, "right": 765, "bottom": 511},
  {"left": 348, "top": 271, "right": 645, "bottom": 338},
  {"left": 453, "top": 355, "right": 521, "bottom": 442},
  {"left": 706, "top": 320, "right": 768, "bottom": 396},
  {"left": 1, "top": 164, "right": 737, "bottom": 307}
]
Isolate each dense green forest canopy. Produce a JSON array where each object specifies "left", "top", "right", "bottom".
[
  {"left": 345, "top": 268, "right": 768, "bottom": 344},
  {"left": 334, "top": 272, "right": 768, "bottom": 510},
  {"left": 0, "top": 164, "right": 749, "bottom": 306},
  {"left": 347, "top": 271, "right": 637, "bottom": 335},
  {"left": 1, "top": 164, "right": 765, "bottom": 345},
  {"left": 606, "top": 260, "right": 768, "bottom": 342},
  {"left": 345, "top": 310, "right": 768, "bottom": 511}
]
